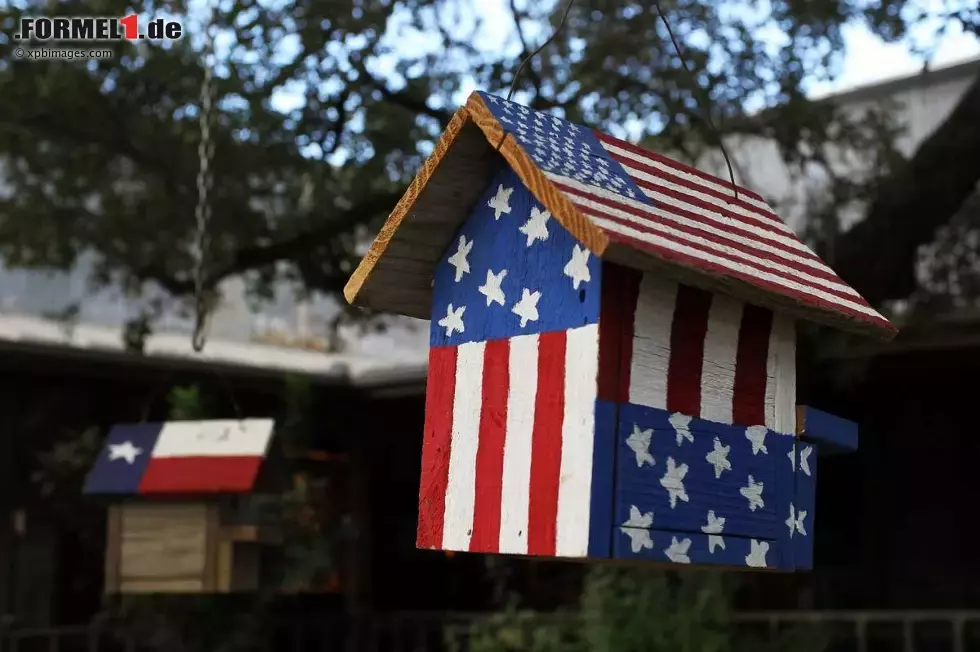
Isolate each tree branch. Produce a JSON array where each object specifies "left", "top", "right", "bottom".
[{"left": 833, "top": 70, "right": 980, "bottom": 305}]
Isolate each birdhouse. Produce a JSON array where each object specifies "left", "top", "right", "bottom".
[
  {"left": 343, "top": 92, "right": 897, "bottom": 571},
  {"left": 84, "top": 419, "right": 280, "bottom": 593}
]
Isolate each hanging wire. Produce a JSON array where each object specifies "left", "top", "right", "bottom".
[
  {"left": 652, "top": 0, "right": 739, "bottom": 201},
  {"left": 191, "top": 5, "right": 217, "bottom": 352},
  {"left": 507, "top": 0, "right": 575, "bottom": 101}
]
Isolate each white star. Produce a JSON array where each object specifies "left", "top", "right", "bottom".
[
  {"left": 478, "top": 269, "right": 507, "bottom": 307},
  {"left": 619, "top": 505, "right": 654, "bottom": 553},
  {"left": 787, "top": 443, "right": 796, "bottom": 470},
  {"left": 799, "top": 445, "right": 813, "bottom": 476},
  {"left": 563, "top": 245, "right": 592, "bottom": 290},
  {"left": 740, "top": 475, "right": 765, "bottom": 512},
  {"left": 669, "top": 413, "right": 694, "bottom": 446},
  {"left": 701, "top": 511, "right": 726, "bottom": 553},
  {"left": 108, "top": 440, "right": 142, "bottom": 464},
  {"left": 437, "top": 303, "right": 466, "bottom": 337},
  {"left": 626, "top": 425, "right": 655, "bottom": 468},
  {"left": 786, "top": 503, "right": 808, "bottom": 538},
  {"left": 511, "top": 288, "right": 541, "bottom": 328},
  {"left": 519, "top": 206, "right": 551, "bottom": 247},
  {"left": 486, "top": 95, "right": 499, "bottom": 104},
  {"left": 745, "top": 540, "right": 770, "bottom": 568},
  {"left": 660, "top": 457, "right": 689, "bottom": 508},
  {"left": 705, "top": 437, "right": 732, "bottom": 479},
  {"left": 745, "top": 425, "right": 768, "bottom": 455},
  {"left": 487, "top": 184, "right": 514, "bottom": 220},
  {"left": 447, "top": 235, "right": 473, "bottom": 283},
  {"left": 665, "top": 536, "right": 692, "bottom": 564}
]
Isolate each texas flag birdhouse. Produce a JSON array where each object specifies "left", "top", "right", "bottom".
[
  {"left": 84, "top": 419, "right": 280, "bottom": 593},
  {"left": 344, "top": 91, "right": 896, "bottom": 571}
]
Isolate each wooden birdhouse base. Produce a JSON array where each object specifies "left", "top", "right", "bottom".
[{"left": 104, "top": 501, "right": 278, "bottom": 595}]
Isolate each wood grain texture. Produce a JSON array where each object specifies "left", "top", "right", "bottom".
[
  {"left": 344, "top": 107, "right": 500, "bottom": 317},
  {"left": 104, "top": 504, "right": 122, "bottom": 594},
  {"left": 118, "top": 502, "right": 209, "bottom": 582},
  {"left": 625, "top": 272, "right": 780, "bottom": 428}
]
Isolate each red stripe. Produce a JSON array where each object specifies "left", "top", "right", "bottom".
[
  {"left": 416, "top": 345, "right": 458, "bottom": 549},
  {"left": 469, "top": 339, "right": 510, "bottom": 553},
  {"left": 527, "top": 331, "right": 566, "bottom": 556},
  {"left": 617, "top": 268, "right": 640, "bottom": 403},
  {"left": 602, "top": 230, "right": 895, "bottom": 334},
  {"left": 555, "top": 181, "right": 850, "bottom": 291},
  {"left": 732, "top": 305, "right": 774, "bottom": 427},
  {"left": 594, "top": 130, "right": 769, "bottom": 205},
  {"left": 138, "top": 457, "right": 261, "bottom": 494},
  {"left": 597, "top": 263, "right": 640, "bottom": 401},
  {"left": 666, "top": 285, "right": 712, "bottom": 416}
]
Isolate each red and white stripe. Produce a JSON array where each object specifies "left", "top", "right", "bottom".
[
  {"left": 417, "top": 324, "right": 600, "bottom": 557},
  {"left": 542, "top": 132, "right": 893, "bottom": 334},
  {"left": 623, "top": 273, "right": 797, "bottom": 433}
]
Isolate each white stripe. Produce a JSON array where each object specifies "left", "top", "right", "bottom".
[
  {"left": 498, "top": 333, "right": 537, "bottom": 555},
  {"left": 628, "top": 274, "right": 678, "bottom": 409},
  {"left": 556, "top": 324, "right": 600, "bottom": 557},
  {"left": 549, "top": 172, "right": 850, "bottom": 289},
  {"left": 571, "top": 185, "right": 862, "bottom": 299},
  {"left": 442, "top": 340, "right": 485, "bottom": 551},
  {"left": 764, "top": 334, "right": 778, "bottom": 431},
  {"left": 588, "top": 216, "right": 887, "bottom": 321},
  {"left": 699, "top": 295, "right": 743, "bottom": 424},
  {"left": 770, "top": 315, "right": 797, "bottom": 435},
  {"left": 601, "top": 142, "right": 781, "bottom": 220},
  {"left": 150, "top": 419, "right": 273, "bottom": 458}
]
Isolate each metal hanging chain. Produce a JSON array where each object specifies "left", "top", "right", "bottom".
[{"left": 191, "top": 7, "right": 217, "bottom": 353}]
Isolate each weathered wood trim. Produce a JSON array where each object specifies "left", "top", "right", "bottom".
[
  {"left": 103, "top": 504, "right": 122, "bottom": 594},
  {"left": 464, "top": 93, "right": 610, "bottom": 256},
  {"left": 344, "top": 106, "right": 472, "bottom": 307},
  {"left": 202, "top": 503, "right": 221, "bottom": 592}
]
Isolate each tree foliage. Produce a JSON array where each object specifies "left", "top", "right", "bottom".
[{"left": 0, "top": 0, "right": 978, "bottom": 325}]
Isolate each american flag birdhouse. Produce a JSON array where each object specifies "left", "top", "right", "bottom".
[
  {"left": 344, "top": 92, "right": 896, "bottom": 571},
  {"left": 84, "top": 419, "right": 282, "bottom": 593}
]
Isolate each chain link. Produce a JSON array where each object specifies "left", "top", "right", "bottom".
[{"left": 191, "top": 7, "right": 217, "bottom": 352}]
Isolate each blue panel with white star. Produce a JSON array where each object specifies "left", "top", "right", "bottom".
[
  {"left": 474, "top": 92, "right": 650, "bottom": 205},
  {"left": 616, "top": 403, "right": 787, "bottom": 539},
  {"left": 430, "top": 166, "right": 601, "bottom": 347},
  {"left": 791, "top": 440, "right": 818, "bottom": 570},
  {"left": 83, "top": 423, "right": 161, "bottom": 494},
  {"left": 614, "top": 525, "right": 783, "bottom": 570}
]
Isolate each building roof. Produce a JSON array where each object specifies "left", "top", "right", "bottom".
[{"left": 345, "top": 91, "right": 896, "bottom": 341}]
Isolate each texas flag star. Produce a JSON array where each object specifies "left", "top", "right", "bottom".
[{"left": 108, "top": 440, "right": 142, "bottom": 464}]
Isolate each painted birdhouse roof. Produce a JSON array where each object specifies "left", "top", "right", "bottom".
[
  {"left": 83, "top": 419, "right": 275, "bottom": 496},
  {"left": 345, "top": 91, "right": 896, "bottom": 340}
]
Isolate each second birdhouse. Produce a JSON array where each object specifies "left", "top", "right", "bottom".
[
  {"left": 344, "top": 92, "right": 896, "bottom": 571},
  {"left": 84, "top": 419, "right": 279, "bottom": 594}
]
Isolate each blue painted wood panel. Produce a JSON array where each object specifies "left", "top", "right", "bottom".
[
  {"left": 790, "top": 440, "right": 818, "bottom": 570},
  {"left": 798, "top": 405, "right": 858, "bottom": 453},
  {"left": 429, "top": 166, "right": 602, "bottom": 347},
  {"left": 615, "top": 403, "right": 783, "bottom": 539},
  {"left": 614, "top": 525, "right": 781, "bottom": 570},
  {"left": 588, "top": 400, "right": 618, "bottom": 558}
]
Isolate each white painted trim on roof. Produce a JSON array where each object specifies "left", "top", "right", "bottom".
[{"left": 0, "top": 313, "right": 429, "bottom": 388}]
